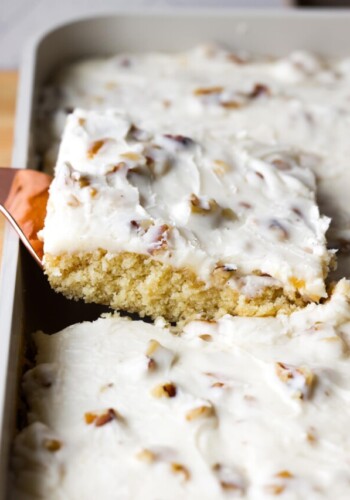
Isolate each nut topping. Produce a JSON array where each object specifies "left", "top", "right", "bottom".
[
  {"left": 87, "top": 139, "right": 106, "bottom": 158},
  {"left": 265, "top": 484, "right": 286, "bottom": 495},
  {"left": 276, "top": 470, "right": 293, "bottom": 479},
  {"left": 67, "top": 194, "right": 81, "bottom": 207},
  {"left": 248, "top": 83, "right": 270, "bottom": 99},
  {"left": 120, "top": 152, "right": 143, "bottom": 161},
  {"left": 130, "top": 219, "right": 154, "bottom": 235},
  {"left": 268, "top": 219, "right": 289, "bottom": 241},
  {"left": 199, "top": 334, "right": 213, "bottom": 342},
  {"left": 146, "top": 224, "right": 170, "bottom": 254},
  {"left": 106, "top": 162, "right": 127, "bottom": 174},
  {"left": 221, "top": 207, "right": 237, "bottom": 221},
  {"left": 146, "top": 339, "right": 161, "bottom": 357},
  {"left": 163, "top": 134, "right": 194, "bottom": 147},
  {"left": 136, "top": 448, "right": 157, "bottom": 463},
  {"left": 127, "top": 124, "right": 151, "bottom": 142},
  {"left": 151, "top": 382, "right": 177, "bottom": 398},
  {"left": 146, "top": 340, "right": 175, "bottom": 372},
  {"left": 212, "top": 381, "right": 225, "bottom": 388},
  {"left": 212, "top": 263, "right": 237, "bottom": 286},
  {"left": 289, "top": 276, "right": 306, "bottom": 291},
  {"left": 185, "top": 403, "right": 215, "bottom": 421},
  {"left": 190, "top": 194, "right": 218, "bottom": 214},
  {"left": 84, "top": 408, "right": 121, "bottom": 426},
  {"left": 95, "top": 408, "right": 120, "bottom": 427},
  {"left": 193, "top": 86, "right": 224, "bottom": 96},
  {"left": 275, "top": 362, "right": 316, "bottom": 400},
  {"left": 213, "top": 159, "right": 231, "bottom": 175},
  {"left": 227, "top": 52, "right": 245, "bottom": 64},
  {"left": 271, "top": 158, "right": 292, "bottom": 171},
  {"left": 43, "top": 438, "right": 62, "bottom": 452},
  {"left": 212, "top": 464, "right": 245, "bottom": 494},
  {"left": 77, "top": 176, "right": 90, "bottom": 188},
  {"left": 170, "top": 462, "right": 191, "bottom": 481},
  {"left": 220, "top": 100, "right": 241, "bottom": 109}
]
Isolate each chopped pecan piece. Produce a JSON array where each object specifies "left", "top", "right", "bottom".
[
  {"left": 199, "top": 334, "right": 213, "bottom": 342},
  {"left": 288, "top": 276, "right": 306, "bottom": 291},
  {"left": 265, "top": 484, "right": 286, "bottom": 495},
  {"left": 151, "top": 382, "right": 177, "bottom": 398},
  {"left": 43, "top": 438, "right": 62, "bottom": 452},
  {"left": 146, "top": 339, "right": 160, "bottom": 357},
  {"left": 128, "top": 124, "right": 151, "bottom": 141},
  {"left": 146, "top": 339, "right": 175, "bottom": 372},
  {"left": 221, "top": 207, "right": 237, "bottom": 221},
  {"left": 77, "top": 176, "right": 90, "bottom": 188},
  {"left": 84, "top": 412, "right": 97, "bottom": 425},
  {"left": 120, "top": 152, "right": 143, "bottom": 161},
  {"left": 85, "top": 408, "right": 121, "bottom": 426},
  {"left": 95, "top": 408, "right": 119, "bottom": 427},
  {"left": 220, "top": 100, "right": 241, "bottom": 109},
  {"left": 213, "top": 463, "right": 245, "bottom": 493},
  {"left": 193, "top": 86, "right": 224, "bottom": 96},
  {"left": 186, "top": 404, "right": 215, "bottom": 421},
  {"left": 130, "top": 219, "right": 154, "bottom": 235},
  {"left": 306, "top": 427, "right": 317, "bottom": 443},
  {"left": 213, "top": 159, "right": 231, "bottom": 175},
  {"left": 227, "top": 52, "right": 245, "bottom": 64},
  {"left": 163, "top": 134, "right": 194, "bottom": 147},
  {"left": 248, "top": 83, "right": 270, "bottom": 99},
  {"left": 190, "top": 194, "right": 218, "bottom": 214},
  {"left": 147, "top": 224, "right": 170, "bottom": 255},
  {"left": 268, "top": 219, "right": 289, "bottom": 241},
  {"left": 67, "top": 195, "right": 81, "bottom": 207},
  {"left": 87, "top": 139, "right": 106, "bottom": 158},
  {"left": 170, "top": 462, "right": 191, "bottom": 481},
  {"left": 147, "top": 358, "right": 157, "bottom": 371},
  {"left": 276, "top": 470, "right": 293, "bottom": 479},
  {"left": 275, "top": 362, "right": 316, "bottom": 400},
  {"left": 239, "top": 201, "right": 252, "bottom": 209},
  {"left": 106, "top": 162, "right": 127, "bottom": 174},
  {"left": 212, "top": 263, "right": 237, "bottom": 286},
  {"left": 136, "top": 448, "right": 157, "bottom": 463},
  {"left": 212, "top": 381, "right": 225, "bottom": 388},
  {"left": 271, "top": 158, "right": 292, "bottom": 171}
]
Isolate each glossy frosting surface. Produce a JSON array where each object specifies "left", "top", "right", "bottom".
[
  {"left": 42, "top": 106, "right": 331, "bottom": 299},
  {"left": 12, "top": 280, "right": 350, "bottom": 499},
  {"left": 37, "top": 44, "right": 350, "bottom": 280}
]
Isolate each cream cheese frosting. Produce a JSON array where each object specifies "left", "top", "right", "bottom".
[
  {"left": 41, "top": 108, "right": 331, "bottom": 300},
  {"left": 11, "top": 280, "right": 350, "bottom": 499},
  {"left": 37, "top": 44, "right": 350, "bottom": 280}
]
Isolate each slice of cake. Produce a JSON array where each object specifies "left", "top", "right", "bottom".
[
  {"left": 11, "top": 281, "right": 350, "bottom": 499},
  {"left": 41, "top": 109, "right": 332, "bottom": 321}
]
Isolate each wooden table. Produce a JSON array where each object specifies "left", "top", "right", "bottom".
[{"left": 0, "top": 72, "right": 18, "bottom": 262}]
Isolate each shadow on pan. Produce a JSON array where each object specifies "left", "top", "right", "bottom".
[{"left": 297, "top": 0, "right": 350, "bottom": 6}]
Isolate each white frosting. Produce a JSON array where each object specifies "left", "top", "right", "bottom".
[
  {"left": 11, "top": 280, "right": 350, "bottom": 499},
  {"left": 42, "top": 108, "right": 330, "bottom": 299},
  {"left": 37, "top": 44, "right": 350, "bottom": 285}
]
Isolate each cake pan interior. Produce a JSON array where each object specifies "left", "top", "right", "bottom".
[{"left": 3, "top": 10, "right": 350, "bottom": 499}]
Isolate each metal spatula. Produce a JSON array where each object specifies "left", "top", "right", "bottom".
[{"left": 0, "top": 168, "right": 52, "bottom": 268}]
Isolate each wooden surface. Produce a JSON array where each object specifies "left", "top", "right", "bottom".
[{"left": 0, "top": 72, "right": 18, "bottom": 262}]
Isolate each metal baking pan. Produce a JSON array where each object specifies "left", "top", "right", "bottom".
[{"left": 2, "top": 9, "right": 350, "bottom": 498}]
